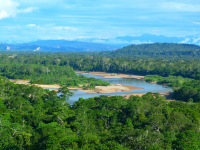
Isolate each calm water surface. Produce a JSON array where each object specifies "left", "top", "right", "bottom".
[{"left": 67, "top": 73, "right": 172, "bottom": 104}]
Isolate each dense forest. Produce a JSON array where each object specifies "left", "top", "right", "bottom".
[
  {"left": 1, "top": 43, "right": 200, "bottom": 102},
  {"left": 1, "top": 43, "right": 200, "bottom": 149},
  {"left": 0, "top": 76, "right": 200, "bottom": 149},
  {"left": 145, "top": 75, "right": 200, "bottom": 102},
  {"left": 104, "top": 43, "right": 200, "bottom": 59},
  {"left": 0, "top": 53, "right": 109, "bottom": 87}
]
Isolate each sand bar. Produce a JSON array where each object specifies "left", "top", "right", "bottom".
[
  {"left": 80, "top": 84, "right": 143, "bottom": 93},
  {"left": 9, "top": 79, "right": 143, "bottom": 93},
  {"left": 9, "top": 79, "right": 173, "bottom": 101},
  {"left": 9, "top": 79, "right": 61, "bottom": 88},
  {"left": 117, "top": 92, "right": 175, "bottom": 101},
  {"left": 75, "top": 71, "right": 145, "bottom": 79}
]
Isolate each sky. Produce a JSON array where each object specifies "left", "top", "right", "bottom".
[{"left": 0, "top": 0, "right": 200, "bottom": 43}]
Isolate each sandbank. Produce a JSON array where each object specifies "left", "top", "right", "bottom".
[
  {"left": 9, "top": 79, "right": 143, "bottom": 93},
  {"left": 117, "top": 92, "right": 175, "bottom": 101},
  {"left": 9, "top": 79, "right": 61, "bottom": 91},
  {"left": 75, "top": 71, "right": 145, "bottom": 79},
  {"left": 80, "top": 84, "right": 143, "bottom": 93},
  {"left": 9, "top": 79, "right": 174, "bottom": 101}
]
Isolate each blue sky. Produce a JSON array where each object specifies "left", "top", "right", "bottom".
[{"left": 0, "top": 0, "right": 200, "bottom": 43}]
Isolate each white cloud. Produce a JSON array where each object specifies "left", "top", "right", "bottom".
[
  {"left": 57, "top": 37, "right": 65, "bottom": 40},
  {"left": 193, "top": 22, "right": 200, "bottom": 25},
  {"left": 0, "top": 11, "right": 10, "bottom": 19},
  {"left": 193, "top": 38, "right": 200, "bottom": 43},
  {"left": 27, "top": 24, "right": 36, "bottom": 27},
  {"left": 0, "top": 0, "right": 38, "bottom": 20},
  {"left": 161, "top": 2, "right": 200, "bottom": 12},
  {"left": 0, "top": 0, "right": 19, "bottom": 19},
  {"left": 53, "top": 26, "right": 77, "bottom": 31},
  {"left": 180, "top": 38, "right": 190, "bottom": 43},
  {"left": 18, "top": 7, "right": 38, "bottom": 13}
]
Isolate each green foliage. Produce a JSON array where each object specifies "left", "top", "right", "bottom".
[
  {"left": 173, "top": 80, "right": 200, "bottom": 102},
  {"left": 82, "top": 84, "right": 95, "bottom": 89},
  {"left": 174, "top": 130, "right": 200, "bottom": 149},
  {"left": 0, "top": 75, "right": 200, "bottom": 149},
  {"left": 71, "top": 93, "right": 200, "bottom": 149},
  {"left": 0, "top": 76, "right": 75, "bottom": 149},
  {"left": 145, "top": 75, "right": 192, "bottom": 87},
  {"left": 0, "top": 44, "right": 200, "bottom": 149},
  {"left": 2, "top": 49, "right": 200, "bottom": 82},
  {"left": 144, "top": 75, "right": 200, "bottom": 102},
  {"left": 107, "top": 43, "right": 200, "bottom": 59},
  {"left": 0, "top": 54, "right": 110, "bottom": 87}
]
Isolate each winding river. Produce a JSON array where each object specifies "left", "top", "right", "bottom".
[{"left": 67, "top": 73, "right": 172, "bottom": 104}]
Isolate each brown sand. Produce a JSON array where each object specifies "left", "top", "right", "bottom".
[
  {"left": 9, "top": 79, "right": 61, "bottom": 91},
  {"left": 75, "top": 71, "right": 145, "bottom": 79},
  {"left": 117, "top": 92, "right": 175, "bottom": 101},
  {"left": 9, "top": 79, "right": 143, "bottom": 93},
  {"left": 9, "top": 79, "right": 174, "bottom": 101},
  {"left": 80, "top": 84, "right": 143, "bottom": 93},
  {"left": 10, "top": 79, "right": 61, "bottom": 89}
]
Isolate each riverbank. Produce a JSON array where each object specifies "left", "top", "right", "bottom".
[
  {"left": 9, "top": 79, "right": 143, "bottom": 93},
  {"left": 80, "top": 84, "right": 143, "bottom": 93},
  {"left": 75, "top": 71, "right": 145, "bottom": 79},
  {"left": 9, "top": 79, "right": 61, "bottom": 89},
  {"left": 118, "top": 92, "right": 175, "bottom": 101}
]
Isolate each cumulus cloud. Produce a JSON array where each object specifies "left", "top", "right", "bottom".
[
  {"left": 0, "top": 0, "right": 37, "bottom": 20},
  {"left": 0, "top": 0, "right": 18, "bottom": 19}
]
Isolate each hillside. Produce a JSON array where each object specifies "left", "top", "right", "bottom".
[
  {"left": 0, "top": 40, "right": 123, "bottom": 52},
  {"left": 107, "top": 43, "right": 200, "bottom": 58}
]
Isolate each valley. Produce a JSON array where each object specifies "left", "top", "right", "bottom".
[{"left": 0, "top": 43, "right": 200, "bottom": 149}]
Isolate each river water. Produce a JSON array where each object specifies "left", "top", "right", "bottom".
[{"left": 67, "top": 73, "right": 172, "bottom": 104}]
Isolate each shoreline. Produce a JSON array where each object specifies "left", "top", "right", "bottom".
[
  {"left": 116, "top": 92, "right": 175, "bottom": 101},
  {"left": 9, "top": 79, "right": 143, "bottom": 93},
  {"left": 9, "top": 79, "right": 61, "bottom": 89},
  {"left": 76, "top": 71, "right": 175, "bottom": 100},
  {"left": 80, "top": 84, "right": 143, "bottom": 93},
  {"left": 75, "top": 71, "right": 145, "bottom": 79},
  {"left": 9, "top": 78, "right": 174, "bottom": 100}
]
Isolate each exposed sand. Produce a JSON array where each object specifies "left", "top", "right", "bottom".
[
  {"left": 9, "top": 79, "right": 174, "bottom": 101},
  {"left": 80, "top": 84, "right": 143, "bottom": 93},
  {"left": 9, "top": 79, "right": 143, "bottom": 93},
  {"left": 75, "top": 71, "right": 145, "bottom": 79},
  {"left": 10, "top": 79, "right": 61, "bottom": 89},
  {"left": 117, "top": 92, "right": 175, "bottom": 101}
]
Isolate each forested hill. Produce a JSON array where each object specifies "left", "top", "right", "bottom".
[{"left": 106, "top": 43, "right": 200, "bottom": 58}]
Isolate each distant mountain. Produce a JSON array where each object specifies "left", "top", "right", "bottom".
[
  {"left": 0, "top": 40, "right": 124, "bottom": 52},
  {"left": 105, "top": 43, "right": 200, "bottom": 58},
  {"left": 1, "top": 34, "right": 200, "bottom": 52},
  {"left": 115, "top": 34, "right": 183, "bottom": 43},
  {"left": 76, "top": 34, "right": 200, "bottom": 46}
]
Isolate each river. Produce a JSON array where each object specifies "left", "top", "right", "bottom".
[{"left": 67, "top": 73, "right": 172, "bottom": 104}]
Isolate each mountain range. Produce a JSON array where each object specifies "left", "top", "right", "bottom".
[
  {"left": 0, "top": 40, "right": 125, "bottom": 52},
  {"left": 0, "top": 34, "right": 199, "bottom": 52},
  {"left": 76, "top": 34, "right": 200, "bottom": 45}
]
